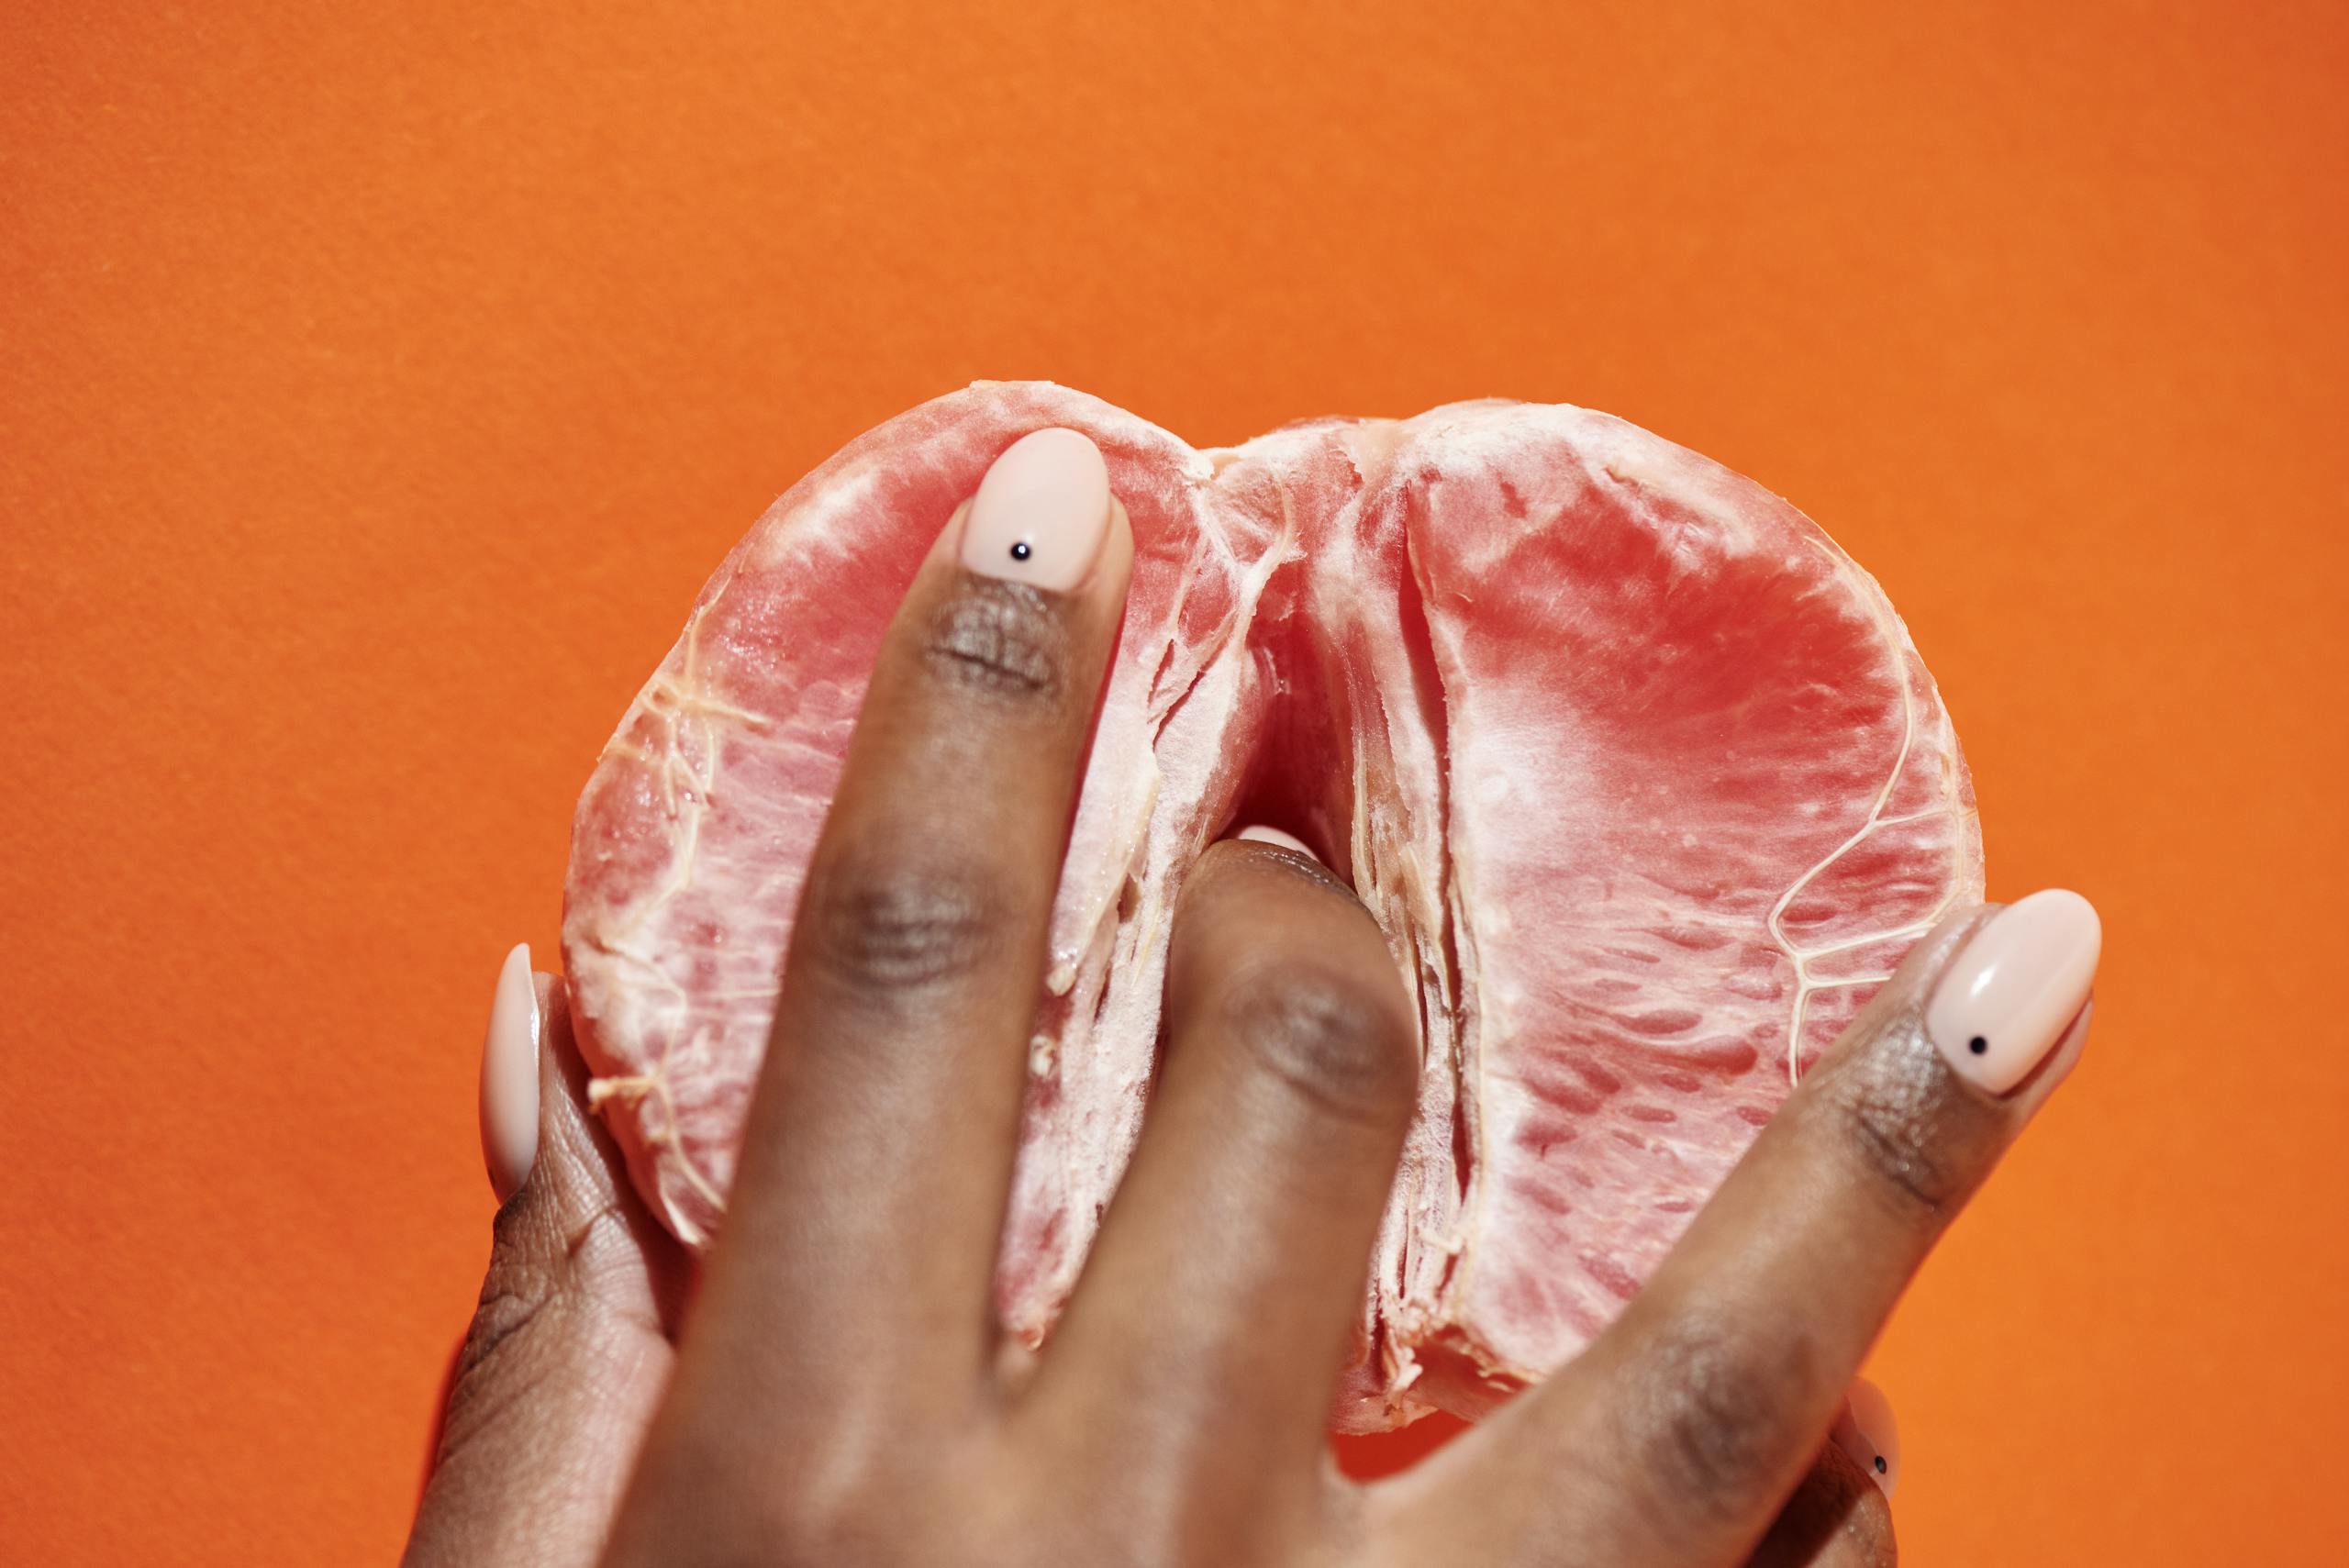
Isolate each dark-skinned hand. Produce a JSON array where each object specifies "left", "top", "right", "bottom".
[{"left": 408, "top": 428, "right": 2099, "bottom": 1568}]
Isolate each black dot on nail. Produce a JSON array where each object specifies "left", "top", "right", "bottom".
[
  {"left": 1968, "top": 1035, "right": 1988, "bottom": 1055},
  {"left": 1875, "top": 1456, "right": 1887, "bottom": 1474},
  {"left": 1009, "top": 540, "right": 1032, "bottom": 561}
]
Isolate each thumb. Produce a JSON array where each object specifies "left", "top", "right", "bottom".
[{"left": 405, "top": 947, "right": 686, "bottom": 1568}]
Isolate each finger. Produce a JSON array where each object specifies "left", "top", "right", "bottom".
[
  {"left": 479, "top": 942, "right": 539, "bottom": 1205},
  {"left": 680, "top": 428, "right": 1133, "bottom": 1423},
  {"left": 406, "top": 951, "right": 686, "bottom": 1568},
  {"left": 1829, "top": 1377, "right": 1900, "bottom": 1500},
  {"left": 1744, "top": 1441, "right": 1896, "bottom": 1568},
  {"left": 1019, "top": 831, "right": 1418, "bottom": 1518},
  {"left": 1378, "top": 889, "right": 2098, "bottom": 1567}
]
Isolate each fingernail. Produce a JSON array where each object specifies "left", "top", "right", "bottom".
[
  {"left": 961, "top": 427, "right": 1113, "bottom": 591},
  {"left": 1235, "top": 824, "right": 1319, "bottom": 862},
  {"left": 1925, "top": 888, "right": 2101, "bottom": 1095},
  {"left": 479, "top": 942, "right": 540, "bottom": 1204},
  {"left": 1832, "top": 1377, "right": 1901, "bottom": 1499}
]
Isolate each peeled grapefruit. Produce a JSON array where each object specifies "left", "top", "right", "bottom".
[{"left": 562, "top": 382, "right": 1980, "bottom": 1430}]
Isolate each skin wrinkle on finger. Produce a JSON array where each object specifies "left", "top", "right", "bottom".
[
  {"left": 1208, "top": 956, "right": 1419, "bottom": 1131},
  {"left": 1819, "top": 1035, "right": 1974, "bottom": 1223},
  {"left": 1607, "top": 1307, "right": 1828, "bottom": 1533},
  {"left": 922, "top": 574, "right": 1074, "bottom": 703},
  {"left": 445, "top": 1201, "right": 626, "bottom": 1420},
  {"left": 435, "top": 1270, "right": 666, "bottom": 1474},
  {"left": 917, "top": 493, "right": 1130, "bottom": 711}
]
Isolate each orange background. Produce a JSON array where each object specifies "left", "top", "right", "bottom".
[{"left": 4, "top": 2, "right": 2343, "bottom": 1561}]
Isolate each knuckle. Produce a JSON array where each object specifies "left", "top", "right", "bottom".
[
  {"left": 1814, "top": 1057, "right": 1966, "bottom": 1219},
  {"left": 802, "top": 853, "right": 1004, "bottom": 998},
  {"left": 451, "top": 1275, "right": 556, "bottom": 1396},
  {"left": 443, "top": 1195, "right": 657, "bottom": 1455},
  {"left": 750, "top": 1449, "right": 996, "bottom": 1568},
  {"left": 1218, "top": 962, "right": 1416, "bottom": 1128},
  {"left": 921, "top": 576, "right": 1072, "bottom": 704},
  {"left": 460, "top": 1206, "right": 563, "bottom": 1369},
  {"left": 1618, "top": 1310, "right": 1815, "bottom": 1519}
]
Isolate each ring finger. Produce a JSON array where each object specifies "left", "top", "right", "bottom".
[{"left": 1371, "top": 890, "right": 2099, "bottom": 1566}]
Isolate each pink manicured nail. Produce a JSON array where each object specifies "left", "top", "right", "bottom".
[
  {"left": 1925, "top": 889, "right": 2101, "bottom": 1095},
  {"left": 479, "top": 942, "right": 540, "bottom": 1204},
  {"left": 961, "top": 427, "right": 1114, "bottom": 592},
  {"left": 1831, "top": 1377, "right": 1901, "bottom": 1498},
  {"left": 1235, "top": 824, "right": 1318, "bottom": 862}
]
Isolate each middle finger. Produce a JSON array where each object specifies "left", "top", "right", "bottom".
[{"left": 1021, "top": 833, "right": 1419, "bottom": 1517}]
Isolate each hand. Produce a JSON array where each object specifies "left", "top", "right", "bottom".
[{"left": 406, "top": 429, "right": 2096, "bottom": 1567}]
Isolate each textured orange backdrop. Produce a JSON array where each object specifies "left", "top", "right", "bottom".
[{"left": 4, "top": 2, "right": 2344, "bottom": 1562}]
